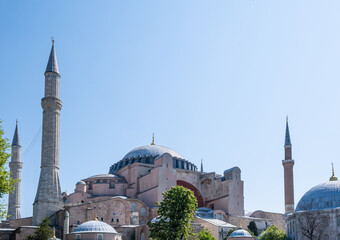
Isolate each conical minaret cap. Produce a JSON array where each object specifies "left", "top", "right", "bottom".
[
  {"left": 12, "top": 120, "right": 20, "bottom": 146},
  {"left": 285, "top": 116, "right": 292, "bottom": 146},
  {"left": 45, "top": 39, "right": 59, "bottom": 74}
]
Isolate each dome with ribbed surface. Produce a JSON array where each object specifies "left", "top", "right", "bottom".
[
  {"left": 295, "top": 180, "right": 340, "bottom": 211},
  {"left": 229, "top": 228, "right": 253, "bottom": 238},
  {"left": 72, "top": 220, "right": 117, "bottom": 233},
  {"left": 123, "top": 145, "right": 183, "bottom": 160}
]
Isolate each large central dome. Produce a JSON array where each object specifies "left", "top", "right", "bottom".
[
  {"left": 123, "top": 145, "right": 184, "bottom": 160},
  {"left": 295, "top": 180, "right": 340, "bottom": 211},
  {"left": 109, "top": 142, "right": 198, "bottom": 174}
]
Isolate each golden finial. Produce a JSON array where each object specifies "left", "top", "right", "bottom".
[
  {"left": 52, "top": 37, "right": 55, "bottom": 45},
  {"left": 52, "top": 226, "right": 56, "bottom": 238},
  {"left": 151, "top": 133, "right": 156, "bottom": 145},
  {"left": 94, "top": 213, "right": 98, "bottom": 221},
  {"left": 330, "top": 163, "right": 338, "bottom": 181}
]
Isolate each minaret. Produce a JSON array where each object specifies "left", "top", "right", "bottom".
[
  {"left": 7, "top": 121, "right": 23, "bottom": 220},
  {"left": 282, "top": 117, "right": 295, "bottom": 214},
  {"left": 201, "top": 159, "right": 203, "bottom": 172},
  {"left": 33, "top": 40, "right": 63, "bottom": 225}
]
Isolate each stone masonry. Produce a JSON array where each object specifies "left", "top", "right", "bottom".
[{"left": 33, "top": 41, "right": 63, "bottom": 225}]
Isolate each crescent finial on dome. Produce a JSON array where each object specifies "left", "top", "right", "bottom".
[
  {"left": 330, "top": 163, "right": 338, "bottom": 181},
  {"left": 151, "top": 133, "right": 156, "bottom": 145}
]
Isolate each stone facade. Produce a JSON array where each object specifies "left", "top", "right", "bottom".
[{"left": 33, "top": 43, "right": 63, "bottom": 225}]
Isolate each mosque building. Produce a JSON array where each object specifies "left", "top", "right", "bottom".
[{"left": 0, "top": 42, "right": 296, "bottom": 240}]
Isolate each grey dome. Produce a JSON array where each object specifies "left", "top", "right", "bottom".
[
  {"left": 123, "top": 145, "right": 183, "bottom": 160},
  {"left": 87, "top": 174, "right": 117, "bottom": 179},
  {"left": 72, "top": 220, "right": 117, "bottom": 233},
  {"left": 229, "top": 228, "right": 253, "bottom": 238},
  {"left": 296, "top": 180, "right": 340, "bottom": 211},
  {"left": 76, "top": 181, "right": 86, "bottom": 185},
  {"left": 109, "top": 144, "right": 198, "bottom": 174}
]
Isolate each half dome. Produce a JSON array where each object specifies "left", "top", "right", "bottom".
[
  {"left": 72, "top": 220, "right": 117, "bottom": 233},
  {"left": 296, "top": 180, "right": 340, "bottom": 211}
]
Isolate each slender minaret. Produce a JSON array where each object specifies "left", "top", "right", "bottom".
[
  {"left": 7, "top": 121, "right": 23, "bottom": 220},
  {"left": 201, "top": 159, "right": 203, "bottom": 172},
  {"left": 282, "top": 117, "right": 295, "bottom": 214},
  {"left": 33, "top": 40, "right": 63, "bottom": 225}
]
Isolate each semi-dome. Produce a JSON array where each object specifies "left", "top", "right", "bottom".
[
  {"left": 296, "top": 180, "right": 340, "bottom": 211},
  {"left": 72, "top": 220, "right": 117, "bottom": 233},
  {"left": 229, "top": 228, "right": 253, "bottom": 238}
]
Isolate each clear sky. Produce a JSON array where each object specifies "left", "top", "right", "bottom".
[{"left": 1, "top": 1, "right": 340, "bottom": 218}]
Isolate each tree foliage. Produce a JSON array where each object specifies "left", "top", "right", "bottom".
[
  {"left": 259, "top": 225, "right": 287, "bottom": 240},
  {"left": 24, "top": 217, "right": 53, "bottom": 240},
  {"left": 197, "top": 228, "right": 216, "bottom": 240},
  {"left": 148, "top": 185, "right": 198, "bottom": 240},
  {"left": 248, "top": 220, "right": 259, "bottom": 236},
  {"left": 0, "top": 120, "right": 16, "bottom": 219}
]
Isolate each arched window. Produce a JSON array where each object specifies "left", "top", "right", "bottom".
[
  {"left": 140, "top": 207, "right": 146, "bottom": 216},
  {"left": 97, "top": 234, "right": 103, "bottom": 240},
  {"left": 131, "top": 202, "right": 136, "bottom": 212},
  {"left": 141, "top": 232, "right": 145, "bottom": 240},
  {"left": 76, "top": 234, "right": 81, "bottom": 240}
]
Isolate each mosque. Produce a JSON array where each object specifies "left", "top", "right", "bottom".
[{"left": 2, "top": 42, "right": 339, "bottom": 240}]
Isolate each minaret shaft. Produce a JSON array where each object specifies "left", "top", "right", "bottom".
[
  {"left": 33, "top": 43, "right": 63, "bottom": 225},
  {"left": 282, "top": 119, "right": 294, "bottom": 214},
  {"left": 7, "top": 122, "right": 22, "bottom": 220}
]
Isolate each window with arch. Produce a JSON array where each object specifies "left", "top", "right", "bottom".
[
  {"left": 141, "top": 232, "right": 145, "bottom": 240},
  {"left": 131, "top": 202, "right": 136, "bottom": 212},
  {"left": 97, "top": 234, "right": 103, "bottom": 240},
  {"left": 76, "top": 234, "right": 81, "bottom": 240},
  {"left": 140, "top": 207, "right": 146, "bottom": 216}
]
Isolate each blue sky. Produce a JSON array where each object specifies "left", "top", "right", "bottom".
[{"left": 1, "top": 1, "right": 340, "bottom": 218}]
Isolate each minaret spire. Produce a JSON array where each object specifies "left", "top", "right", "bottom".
[
  {"left": 201, "top": 159, "right": 203, "bottom": 172},
  {"left": 282, "top": 117, "right": 295, "bottom": 214},
  {"left": 7, "top": 120, "right": 23, "bottom": 220},
  {"left": 45, "top": 38, "right": 59, "bottom": 75},
  {"left": 285, "top": 116, "right": 291, "bottom": 147},
  {"left": 33, "top": 41, "right": 63, "bottom": 225}
]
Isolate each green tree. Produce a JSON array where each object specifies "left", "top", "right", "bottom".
[
  {"left": 0, "top": 120, "right": 16, "bottom": 219},
  {"left": 24, "top": 217, "right": 53, "bottom": 240},
  {"left": 148, "top": 185, "right": 198, "bottom": 240},
  {"left": 248, "top": 220, "right": 259, "bottom": 236},
  {"left": 259, "top": 225, "right": 287, "bottom": 240},
  {"left": 197, "top": 228, "right": 216, "bottom": 240}
]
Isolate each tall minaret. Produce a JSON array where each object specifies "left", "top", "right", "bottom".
[
  {"left": 7, "top": 121, "right": 22, "bottom": 220},
  {"left": 33, "top": 40, "right": 63, "bottom": 225},
  {"left": 282, "top": 117, "right": 295, "bottom": 214}
]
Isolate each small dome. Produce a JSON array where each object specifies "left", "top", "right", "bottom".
[
  {"left": 76, "top": 181, "right": 86, "bottom": 185},
  {"left": 296, "top": 180, "right": 340, "bottom": 211},
  {"left": 87, "top": 174, "right": 117, "bottom": 179},
  {"left": 72, "top": 220, "right": 117, "bottom": 233},
  {"left": 229, "top": 228, "right": 253, "bottom": 238},
  {"left": 123, "top": 145, "right": 184, "bottom": 160}
]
